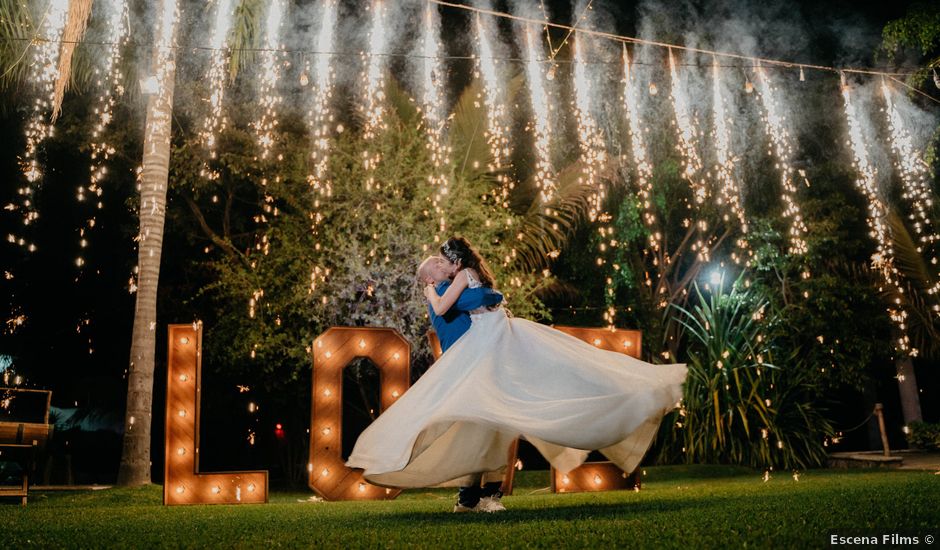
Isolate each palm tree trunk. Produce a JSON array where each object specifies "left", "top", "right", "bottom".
[
  {"left": 117, "top": 0, "right": 178, "bottom": 486},
  {"left": 895, "top": 356, "right": 922, "bottom": 426}
]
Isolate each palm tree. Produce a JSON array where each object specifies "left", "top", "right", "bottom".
[
  {"left": 884, "top": 209, "right": 939, "bottom": 426},
  {"left": 116, "top": 0, "right": 180, "bottom": 485}
]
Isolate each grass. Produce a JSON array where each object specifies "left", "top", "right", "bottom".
[{"left": 2, "top": 465, "right": 938, "bottom": 549}]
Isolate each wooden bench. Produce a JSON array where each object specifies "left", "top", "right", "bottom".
[{"left": 0, "top": 387, "right": 54, "bottom": 506}]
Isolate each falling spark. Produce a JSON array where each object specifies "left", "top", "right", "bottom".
[
  {"left": 473, "top": 11, "right": 511, "bottom": 205},
  {"left": 754, "top": 63, "right": 809, "bottom": 256},
  {"left": 251, "top": 0, "right": 287, "bottom": 160},
  {"left": 572, "top": 32, "right": 606, "bottom": 221},
  {"left": 622, "top": 46, "right": 661, "bottom": 254},
  {"left": 881, "top": 80, "right": 940, "bottom": 300},
  {"left": 668, "top": 49, "right": 708, "bottom": 261},
  {"left": 523, "top": 24, "right": 554, "bottom": 201},
  {"left": 306, "top": 0, "right": 338, "bottom": 194},
  {"left": 711, "top": 56, "right": 750, "bottom": 264},
  {"left": 302, "top": 0, "right": 339, "bottom": 312},
  {"left": 573, "top": 32, "right": 613, "bottom": 325},
  {"left": 841, "top": 76, "right": 915, "bottom": 356},
  {"left": 14, "top": 0, "right": 70, "bottom": 251},
  {"left": 80, "top": 0, "right": 129, "bottom": 271},
  {"left": 359, "top": 0, "right": 388, "bottom": 197},
  {"left": 198, "top": 0, "right": 235, "bottom": 167},
  {"left": 420, "top": 3, "right": 450, "bottom": 237}
]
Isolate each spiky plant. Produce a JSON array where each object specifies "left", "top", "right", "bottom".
[{"left": 659, "top": 275, "right": 833, "bottom": 470}]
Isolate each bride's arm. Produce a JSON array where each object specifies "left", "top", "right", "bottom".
[{"left": 424, "top": 270, "right": 470, "bottom": 316}]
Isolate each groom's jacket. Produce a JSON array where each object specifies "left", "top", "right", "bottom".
[{"left": 430, "top": 281, "right": 503, "bottom": 353}]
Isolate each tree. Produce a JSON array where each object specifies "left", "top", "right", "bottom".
[
  {"left": 116, "top": 0, "right": 180, "bottom": 486},
  {"left": 879, "top": 3, "right": 940, "bottom": 426}
]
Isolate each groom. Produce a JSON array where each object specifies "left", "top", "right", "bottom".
[
  {"left": 417, "top": 255, "right": 507, "bottom": 513},
  {"left": 417, "top": 255, "right": 502, "bottom": 353}
]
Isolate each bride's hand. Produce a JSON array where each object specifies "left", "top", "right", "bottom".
[{"left": 423, "top": 284, "right": 436, "bottom": 301}]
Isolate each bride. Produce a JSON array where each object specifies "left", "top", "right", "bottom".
[{"left": 346, "top": 236, "right": 687, "bottom": 511}]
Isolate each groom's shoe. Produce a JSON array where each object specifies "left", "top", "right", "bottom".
[
  {"left": 453, "top": 501, "right": 478, "bottom": 513},
  {"left": 476, "top": 496, "right": 507, "bottom": 513}
]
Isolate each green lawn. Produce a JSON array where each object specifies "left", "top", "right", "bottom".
[{"left": 2, "top": 465, "right": 937, "bottom": 548}]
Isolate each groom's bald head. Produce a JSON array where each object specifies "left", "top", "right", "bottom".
[{"left": 418, "top": 255, "right": 453, "bottom": 284}]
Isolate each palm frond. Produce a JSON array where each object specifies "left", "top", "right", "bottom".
[
  {"left": 884, "top": 208, "right": 940, "bottom": 357},
  {"left": 512, "top": 160, "right": 594, "bottom": 271},
  {"left": 0, "top": 0, "right": 34, "bottom": 94},
  {"left": 887, "top": 208, "right": 937, "bottom": 290},
  {"left": 228, "top": 0, "right": 264, "bottom": 81},
  {"left": 447, "top": 73, "right": 524, "bottom": 182}
]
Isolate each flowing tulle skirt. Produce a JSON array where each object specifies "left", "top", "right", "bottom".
[{"left": 345, "top": 309, "right": 687, "bottom": 488}]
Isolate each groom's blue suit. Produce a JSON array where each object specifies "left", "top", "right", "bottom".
[{"left": 429, "top": 280, "right": 502, "bottom": 353}]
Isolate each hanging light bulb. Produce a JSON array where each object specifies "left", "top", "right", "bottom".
[
  {"left": 648, "top": 81, "right": 658, "bottom": 95},
  {"left": 799, "top": 66, "right": 805, "bottom": 82}
]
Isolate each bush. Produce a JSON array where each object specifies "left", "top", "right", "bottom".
[
  {"left": 658, "top": 276, "right": 834, "bottom": 470},
  {"left": 905, "top": 421, "right": 940, "bottom": 450}
]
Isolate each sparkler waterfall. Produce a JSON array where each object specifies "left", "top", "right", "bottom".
[
  {"left": 881, "top": 81, "right": 940, "bottom": 303},
  {"left": 572, "top": 32, "right": 607, "bottom": 222},
  {"left": 710, "top": 57, "right": 749, "bottom": 265},
  {"left": 78, "top": 0, "right": 129, "bottom": 271},
  {"left": 306, "top": 0, "right": 338, "bottom": 195},
  {"left": 522, "top": 24, "right": 554, "bottom": 202},
  {"left": 251, "top": 0, "right": 287, "bottom": 161},
  {"left": 198, "top": 0, "right": 235, "bottom": 169},
  {"left": 622, "top": 45, "right": 669, "bottom": 310},
  {"left": 359, "top": 0, "right": 388, "bottom": 193},
  {"left": 572, "top": 32, "right": 614, "bottom": 326},
  {"left": 754, "top": 63, "right": 810, "bottom": 258},
  {"left": 841, "top": 77, "right": 914, "bottom": 356},
  {"left": 668, "top": 49, "right": 709, "bottom": 262},
  {"left": 420, "top": 3, "right": 451, "bottom": 239},
  {"left": 12, "top": 0, "right": 70, "bottom": 252},
  {"left": 473, "top": 11, "right": 512, "bottom": 206},
  {"left": 305, "top": 0, "right": 338, "bottom": 294},
  {"left": 622, "top": 46, "right": 658, "bottom": 253}
]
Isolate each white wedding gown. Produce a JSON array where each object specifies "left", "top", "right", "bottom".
[{"left": 345, "top": 273, "right": 687, "bottom": 488}]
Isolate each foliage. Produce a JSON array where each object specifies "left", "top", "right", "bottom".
[
  {"left": 905, "top": 420, "right": 940, "bottom": 450},
  {"left": 880, "top": 2, "right": 940, "bottom": 89},
  {"left": 659, "top": 277, "right": 834, "bottom": 470}
]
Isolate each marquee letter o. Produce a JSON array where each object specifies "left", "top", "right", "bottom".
[{"left": 308, "top": 327, "right": 411, "bottom": 500}]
